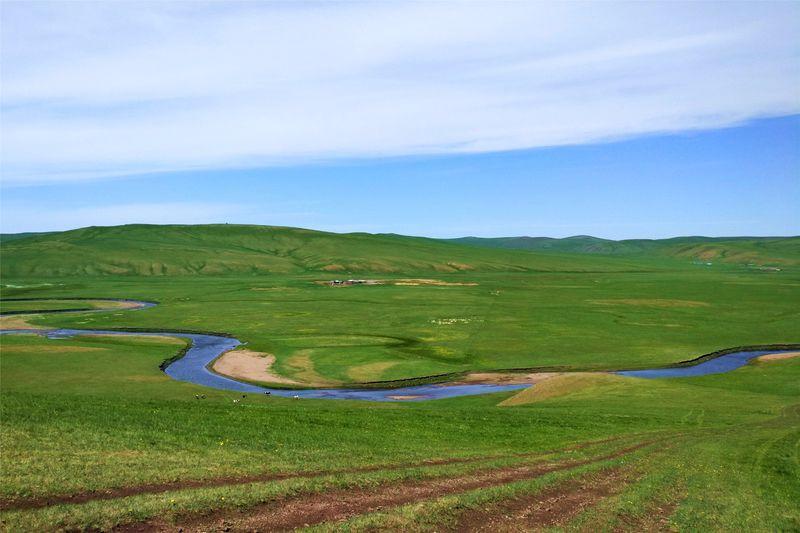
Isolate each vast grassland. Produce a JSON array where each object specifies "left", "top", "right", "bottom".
[
  {"left": 1, "top": 225, "right": 798, "bottom": 530},
  {"left": 1, "top": 331, "right": 798, "bottom": 530},
  {"left": 3, "top": 269, "right": 797, "bottom": 384}
]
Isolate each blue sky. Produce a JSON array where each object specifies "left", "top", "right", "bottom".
[
  {"left": 3, "top": 116, "right": 798, "bottom": 239},
  {"left": 1, "top": 2, "right": 798, "bottom": 238}
]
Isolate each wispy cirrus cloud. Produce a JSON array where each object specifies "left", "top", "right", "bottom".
[{"left": 1, "top": 1, "right": 798, "bottom": 184}]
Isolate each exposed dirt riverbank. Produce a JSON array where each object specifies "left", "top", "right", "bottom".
[{"left": 212, "top": 349, "right": 300, "bottom": 385}]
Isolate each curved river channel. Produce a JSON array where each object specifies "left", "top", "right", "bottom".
[{"left": 1, "top": 298, "right": 796, "bottom": 401}]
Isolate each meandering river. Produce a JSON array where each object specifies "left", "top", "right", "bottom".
[{"left": 1, "top": 298, "right": 795, "bottom": 401}]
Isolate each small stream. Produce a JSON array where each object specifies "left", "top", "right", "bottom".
[{"left": 1, "top": 299, "right": 794, "bottom": 401}]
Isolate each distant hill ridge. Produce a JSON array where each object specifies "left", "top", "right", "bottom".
[
  {"left": 0, "top": 232, "right": 54, "bottom": 243},
  {"left": 446, "top": 235, "right": 800, "bottom": 265},
  {"left": 1, "top": 224, "right": 796, "bottom": 277},
  {"left": 0, "top": 224, "right": 648, "bottom": 277}
]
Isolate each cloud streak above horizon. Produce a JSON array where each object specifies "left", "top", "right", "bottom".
[{"left": 2, "top": 1, "right": 798, "bottom": 184}]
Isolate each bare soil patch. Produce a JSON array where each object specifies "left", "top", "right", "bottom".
[
  {"left": 0, "top": 455, "right": 500, "bottom": 512},
  {"left": 453, "top": 466, "right": 637, "bottom": 531},
  {"left": 0, "top": 436, "right": 634, "bottom": 513},
  {"left": 117, "top": 442, "right": 653, "bottom": 532},
  {"left": 212, "top": 349, "right": 299, "bottom": 385},
  {"left": 455, "top": 372, "right": 561, "bottom": 386},
  {"left": 757, "top": 351, "right": 800, "bottom": 362}
]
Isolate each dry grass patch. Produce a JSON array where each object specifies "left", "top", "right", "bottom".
[
  {"left": 1, "top": 345, "right": 109, "bottom": 354},
  {"left": 347, "top": 361, "right": 399, "bottom": 382},
  {"left": 312, "top": 278, "right": 478, "bottom": 287},
  {"left": 79, "top": 334, "right": 186, "bottom": 345},
  {"left": 392, "top": 279, "right": 478, "bottom": 286},
  {"left": 588, "top": 299, "right": 710, "bottom": 308},
  {"left": 625, "top": 322, "right": 685, "bottom": 328},
  {"left": 125, "top": 375, "right": 170, "bottom": 383},
  {"left": 0, "top": 314, "right": 40, "bottom": 330},
  {"left": 499, "top": 373, "right": 629, "bottom": 406},
  {"left": 283, "top": 349, "right": 341, "bottom": 386}
]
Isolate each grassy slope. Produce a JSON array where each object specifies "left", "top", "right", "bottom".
[
  {"left": 498, "top": 373, "right": 629, "bottom": 406},
  {"left": 336, "top": 359, "right": 800, "bottom": 532},
  {"left": 0, "top": 225, "right": 798, "bottom": 529},
  {"left": 0, "top": 333, "right": 797, "bottom": 530},
  {"left": 0, "top": 232, "right": 54, "bottom": 244},
  {"left": 447, "top": 235, "right": 800, "bottom": 266},
  {"left": 0, "top": 224, "right": 654, "bottom": 277}
]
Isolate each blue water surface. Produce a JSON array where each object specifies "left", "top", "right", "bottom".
[
  {"left": 1, "top": 327, "right": 527, "bottom": 401},
  {"left": 615, "top": 350, "right": 779, "bottom": 379},
  {"left": 2, "top": 298, "right": 794, "bottom": 401}
]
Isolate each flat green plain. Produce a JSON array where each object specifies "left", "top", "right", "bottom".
[
  {"left": 0, "top": 225, "right": 798, "bottom": 530},
  {"left": 4, "top": 270, "right": 797, "bottom": 384}
]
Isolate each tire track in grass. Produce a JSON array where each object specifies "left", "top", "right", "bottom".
[
  {"left": 613, "top": 497, "right": 682, "bottom": 532},
  {"left": 451, "top": 441, "right": 682, "bottom": 532},
  {"left": 0, "top": 455, "right": 500, "bottom": 512},
  {"left": 451, "top": 466, "right": 638, "bottom": 531},
  {"left": 117, "top": 441, "right": 657, "bottom": 532},
  {"left": 0, "top": 435, "right": 633, "bottom": 512}
]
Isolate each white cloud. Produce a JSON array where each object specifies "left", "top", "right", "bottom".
[{"left": 1, "top": 1, "right": 798, "bottom": 184}]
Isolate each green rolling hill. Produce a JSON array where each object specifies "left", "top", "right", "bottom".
[
  {"left": 0, "top": 224, "right": 655, "bottom": 277},
  {"left": 0, "top": 231, "right": 54, "bottom": 243},
  {"left": 2, "top": 225, "right": 797, "bottom": 277},
  {"left": 446, "top": 235, "right": 800, "bottom": 266}
]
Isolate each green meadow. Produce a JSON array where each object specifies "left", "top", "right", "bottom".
[
  {"left": 0, "top": 225, "right": 798, "bottom": 530},
  {"left": 3, "top": 269, "right": 797, "bottom": 384}
]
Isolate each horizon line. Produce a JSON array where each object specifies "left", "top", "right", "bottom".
[{"left": 1, "top": 222, "right": 798, "bottom": 243}]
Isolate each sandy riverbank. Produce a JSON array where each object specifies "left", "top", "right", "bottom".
[
  {"left": 757, "top": 351, "right": 800, "bottom": 362},
  {"left": 212, "top": 349, "right": 300, "bottom": 385}
]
